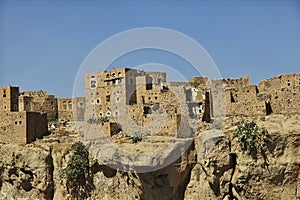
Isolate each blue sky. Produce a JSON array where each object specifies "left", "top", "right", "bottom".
[{"left": 1, "top": 0, "right": 300, "bottom": 97}]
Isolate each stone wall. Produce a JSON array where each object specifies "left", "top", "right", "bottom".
[
  {"left": 57, "top": 98, "right": 73, "bottom": 121},
  {"left": 0, "top": 111, "right": 47, "bottom": 144},
  {"left": 26, "top": 111, "right": 48, "bottom": 143},
  {"left": 0, "top": 86, "right": 19, "bottom": 112},
  {"left": 19, "top": 90, "right": 58, "bottom": 121}
]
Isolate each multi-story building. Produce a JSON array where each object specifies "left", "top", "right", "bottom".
[{"left": 0, "top": 86, "right": 48, "bottom": 144}]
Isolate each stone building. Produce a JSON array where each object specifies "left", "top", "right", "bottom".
[
  {"left": 19, "top": 90, "right": 58, "bottom": 121},
  {"left": 57, "top": 97, "right": 86, "bottom": 121},
  {"left": 85, "top": 68, "right": 203, "bottom": 138},
  {"left": 0, "top": 86, "right": 48, "bottom": 144}
]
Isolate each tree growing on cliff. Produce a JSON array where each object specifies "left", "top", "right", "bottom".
[
  {"left": 233, "top": 121, "right": 271, "bottom": 163},
  {"left": 61, "top": 141, "right": 92, "bottom": 199}
]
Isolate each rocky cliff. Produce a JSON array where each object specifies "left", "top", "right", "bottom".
[{"left": 0, "top": 114, "right": 299, "bottom": 199}]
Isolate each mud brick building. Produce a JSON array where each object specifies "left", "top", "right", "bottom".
[{"left": 0, "top": 86, "right": 48, "bottom": 144}]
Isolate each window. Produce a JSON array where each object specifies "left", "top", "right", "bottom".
[
  {"left": 3, "top": 94, "right": 6, "bottom": 98},
  {"left": 63, "top": 101, "right": 67, "bottom": 109},
  {"left": 90, "top": 80, "right": 96, "bottom": 89},
  {"left": 96, "top": 99, "right": 101, "bottom": 104},
  {"left": 106, "top": 95, "right": 110, "bottom": 102},
  {"left": 118, "top": 79, "right": 122, "bottom": 84},
  {"left": 112, "top": 73, "right": 116, "bottom": 77},
  {"left": 118, "top": 72, "right": 122, "bottom": 77},
  {"left": 99, "top": 112, "right": 103, "bottom": 117},
  {"left": 91, "top": 75, "right": 95, "bottom": 79},
  {"left": 106, "top": 111, "right": 111, "bottom": 116},
  {"left": 68, "top": 101, "right": 72, "bottom": 110},
  {"left": 15, "top": 121, "right": 18, "bottom": 125},
  {"left": 116, "top": 97, "right": 120, "bottom": 102},
  {"left": 106, "top": 74, "right": 110, "bottom": 78},
  {"left": 19, "top": 121, "right": 22, "bottom": 125}
]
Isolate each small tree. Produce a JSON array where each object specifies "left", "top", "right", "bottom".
[
  {"left": 233, "top": 121, "right": 271, "bottom": 154},
  {"left": 61, "top": 141, "right": 91, "bottom": 199}
]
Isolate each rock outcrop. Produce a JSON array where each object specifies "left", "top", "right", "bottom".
[{"left": 0, "top": 114, "right": 299, "bottom": 199}]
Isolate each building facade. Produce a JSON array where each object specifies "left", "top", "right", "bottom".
[{"left": 0, "top": 86, "right": 48, "bottom": 144}]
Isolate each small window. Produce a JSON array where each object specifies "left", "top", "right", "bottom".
[
  {"left": 116, "top": 97, "right": 120, "bottom": 102},
  {"left": 96, "top": 99, "right": 101, "bottom": 104},
  {"left": 112, "top": 73, "right": 116, "bottom": 77},
  {"left": 99, "top": 112, "right": 103, "bottom": 117},
  {"left": 3, "top": 94, "right": 6, "bottom": 98},
  {"left": 106, "top": 74, "right": 110, "bottom": 78},
  {"left": 91, "top": 80, "right": 97, "bottom": 89},
  {"left": 118, "top": 72, "right": 122, "bottom": 77},
  {"left": 15, "top": 121, "right": 18, "bottom": 125},
  {"left": 118, "top": 79, "right": 122, "bottom": 84},
  {"left": 63, "top": 101, "right": 67, "bottom": 109},
  {"left": 19, "top": 121, "right": 22, "bottom": 125},
  {"left": 106, "top": 95, "right": 110, "bottom": 102},
  {"left": 106, "top": 111, "right": 111, "bottom": 116},
  {"left": 91, "top": 75, "right": 95, "bottom": 79}
]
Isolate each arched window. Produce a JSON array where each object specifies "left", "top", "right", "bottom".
[
  {"left": 112, "top": 73, "right": 116, "bottom": 77},
  {"left": 68, "top": 101, "right": 72, "bottom": 110},
  {"left": 118, "top": 72, "right": 122, "bottom": 77},
  {"left": 106, "top": 74, "right": 110, "bottom": 78},
  {"left": 96, "top": 98, "right": 101, "bottom": 104},
  {"left": 90, "top": 80, "right": 96, "bottom": 89},
  {"left": 106, "top": 111, "right": 111, "bottom": 116},
  {"left": 99, "top": 112, "right": 103, "bottom": 117},
  {"left": 63, "top": 101, "right": 67, "bottom": 109}
]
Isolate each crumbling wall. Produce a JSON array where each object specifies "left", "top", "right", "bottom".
[{"left": 19, "top": 91, "right": 57, "bottom": 121}]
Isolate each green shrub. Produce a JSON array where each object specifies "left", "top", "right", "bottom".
[
  {"left": 130, "top": 133, "right": 144, "bottom": 143},
  {"left": 61, "top": 141, "right": 89, "bottom": 181},
  {"left": 233, "top": 121, "right": 271, "bottom": 154}
]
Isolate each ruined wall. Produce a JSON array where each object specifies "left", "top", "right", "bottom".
[
  {"left": 19, "top": 91, "right": 58, "bottom": 121},
  {"left": 57, "top": 98, "right": 73, "bottom": 121},
  {"left": 258, "top": 74, "right": 300, "bottom": 115}
]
